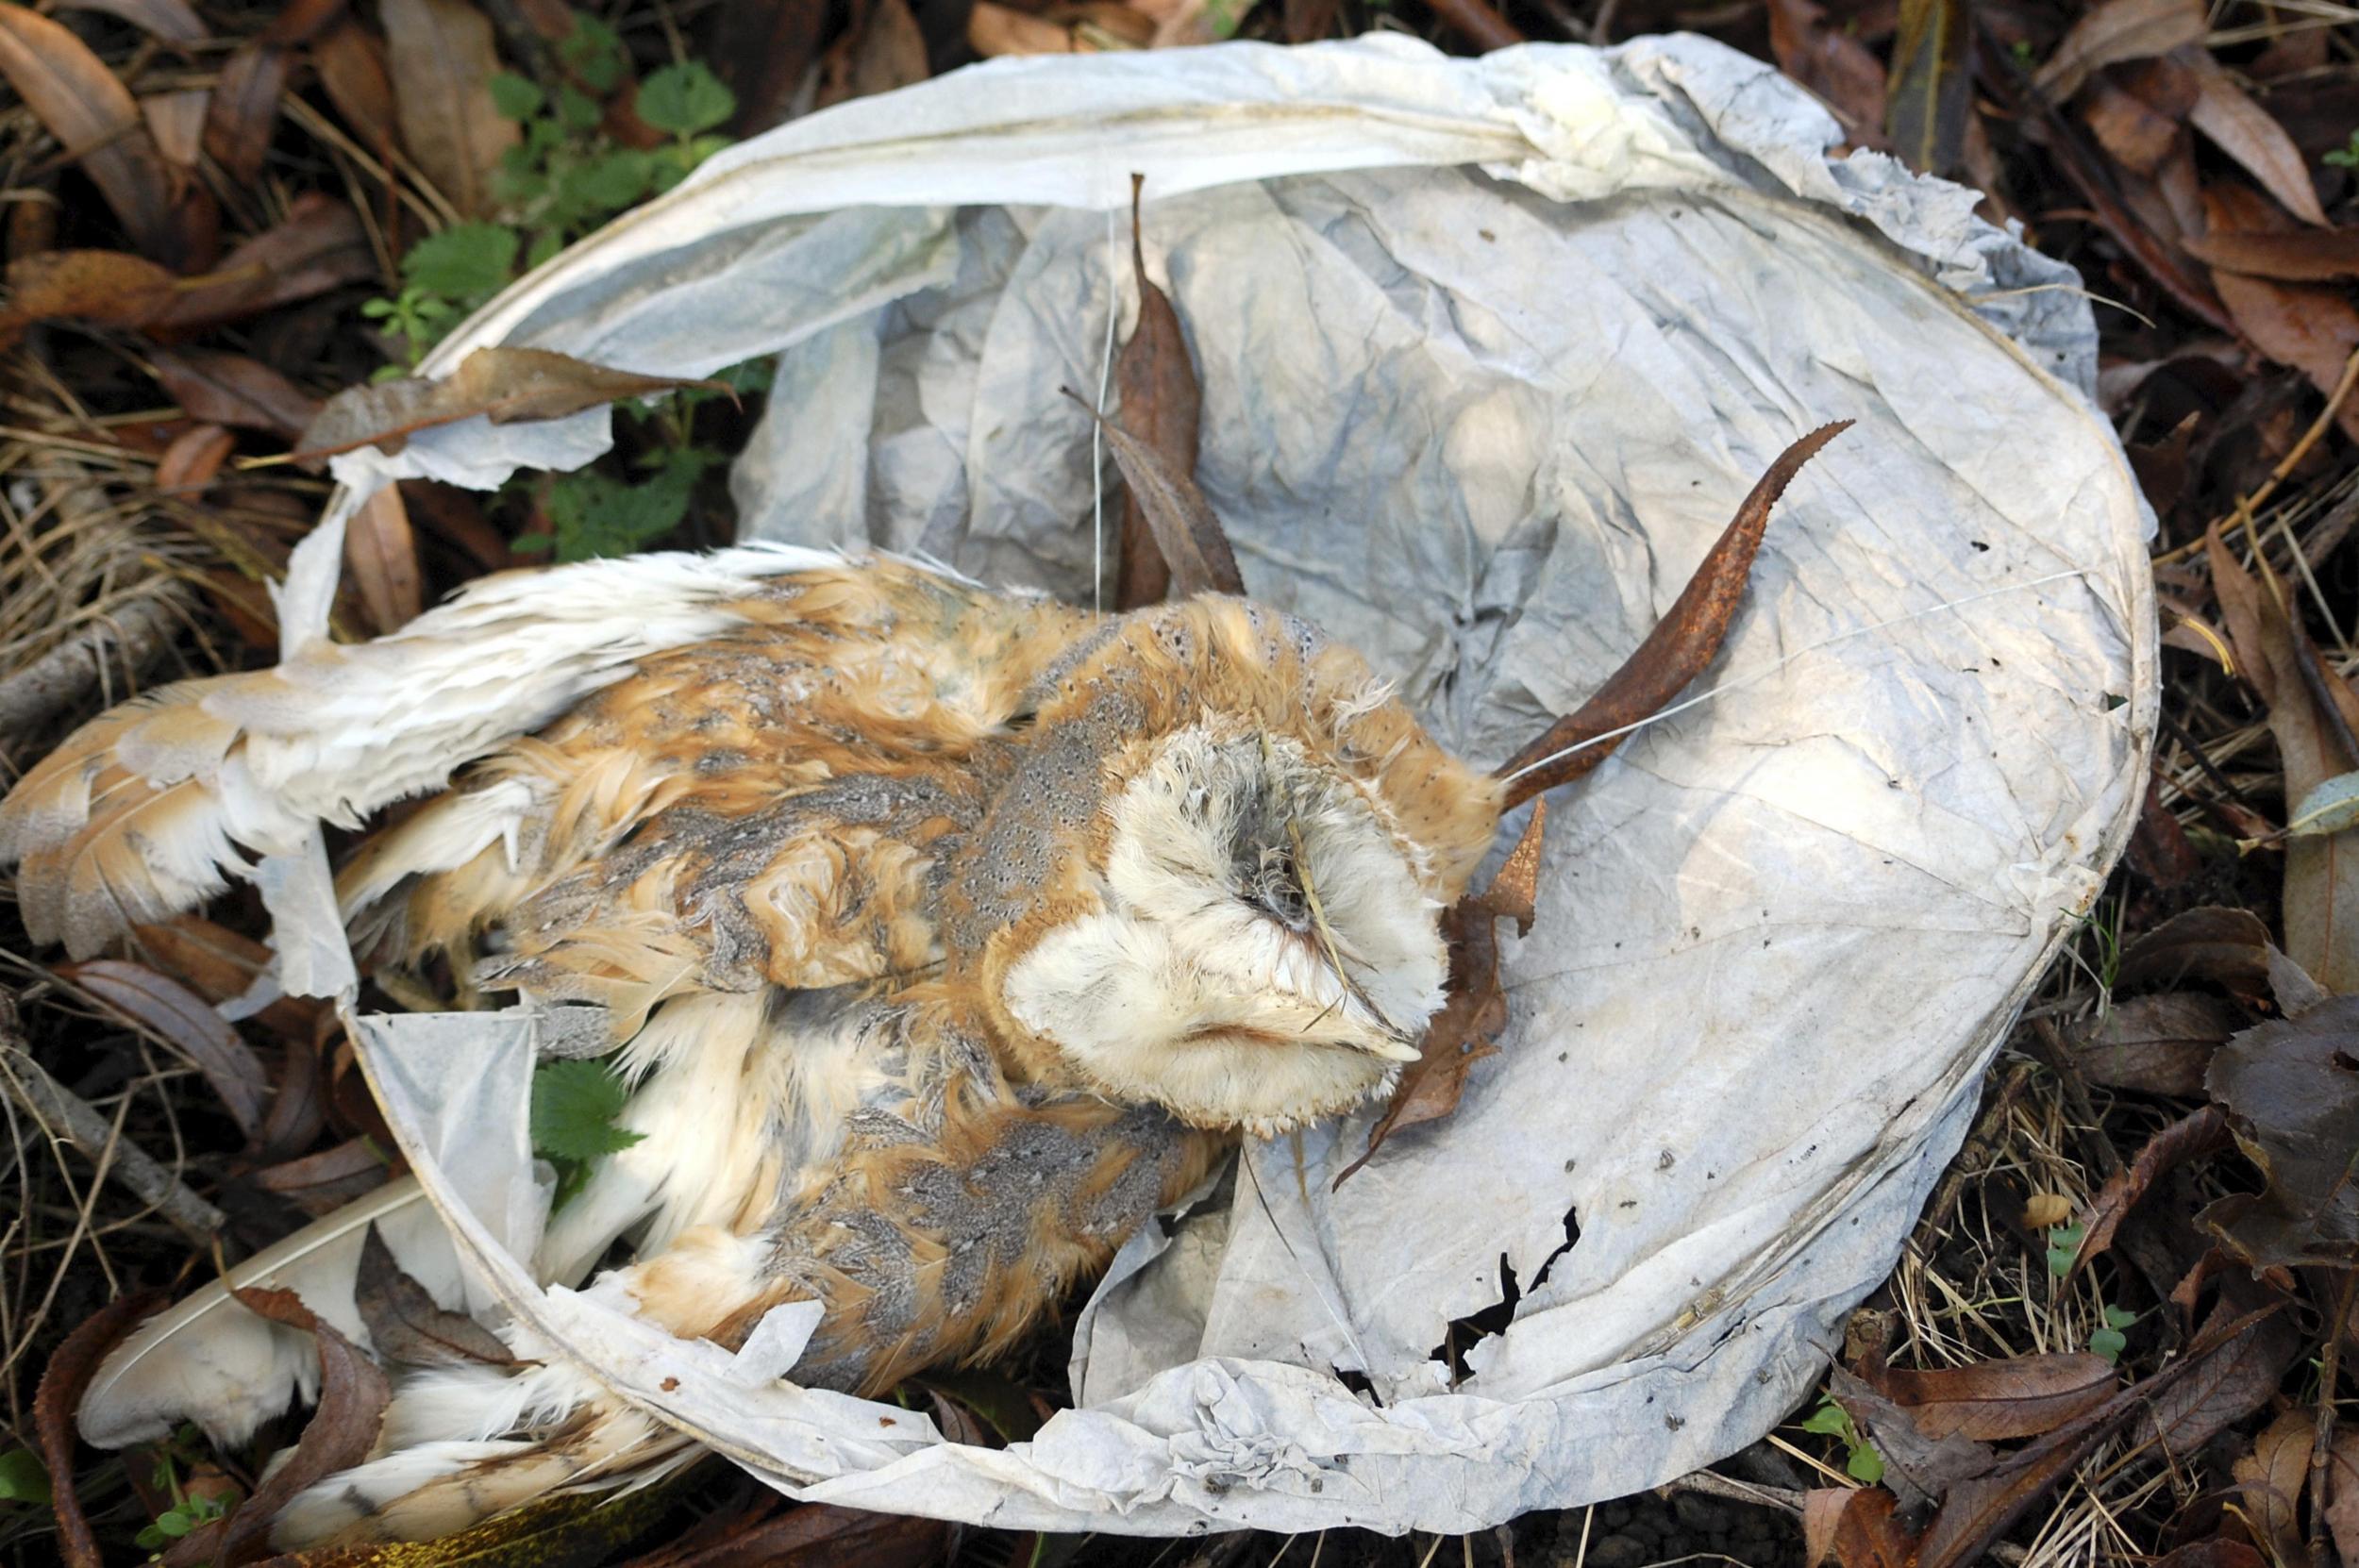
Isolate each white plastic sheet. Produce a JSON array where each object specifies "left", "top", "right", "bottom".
[{"left": 281, "top": 31, "right": 2152, "bottom": 1536}]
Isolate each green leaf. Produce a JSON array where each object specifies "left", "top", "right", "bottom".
[
  {"left": 2088, "top": 1326, "right": 2127, "bottom": 1363},
  {"left": 563, "top": 149, "right": 652, "bottom": 215},
  {"left": 2103, "top": 1305, "right": 2139, "bottom": 1329},
  {"left": 556, "top": 82, "right": 602, "bottom": 133},
  {"left": 0, "top": 1449, "right": 49, "bottom": 1505},
  {"left": 137, "top": 1525, "right": 168, "bottom": 1549},
  {"left": 544, "top": 461, "right": 704, "bottom": 562},
  {"left": 155, "top": 1509, "right": 195, "bottom": 1538},
  {"left": 530, "top": 1059, "right": 644, "bottom": 1162},
  {"left": 638, "top": 61, "right": 734, "bottom": 136},
  {"left": 1799, "top": 1401, "right": 1851, "bottom": 1438},
  {"left": 401, "top": 223, "right": 521, "bottom": 303},
  {"left": 527, "top": 228, "right": 565, "bottom": 270},
  {"left": 490, "top": 70, "right": 544, "bottom": 121},
  {"left": 1846, "top": 1441, "right": 1885, "bottom": 1485},
  {"left": 560, "top": 14, "right": 626, "bottom": 92},
  {"left": 2326, "top": 131, "right": 2359, "bottom": 171},
  {"left": 2045, "top": 1222, "right": 2086, "bottom": 1277}
]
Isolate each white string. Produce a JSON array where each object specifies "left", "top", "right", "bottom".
[
  {"left": 1499, "top": 567, "right": 2101, "bottom": 786},
  {"left": 1091, "top": 201, "right": 1121, "bottom": 615}
]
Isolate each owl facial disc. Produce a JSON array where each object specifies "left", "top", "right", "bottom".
[{"left": 1000, "top": 724, "right": 1446, "bottom": 1136}]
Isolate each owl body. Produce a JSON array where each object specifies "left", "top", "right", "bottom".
[{"left": 1, "top": 547, "right": 1503, "bottom": 1547}]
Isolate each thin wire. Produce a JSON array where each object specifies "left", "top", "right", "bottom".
[
  {"left": 1499, "top": 567, "right": 2100, "bottom": 786},
  {"left": 1091, "top": 202, "right": 1121, "bottom": 614}
]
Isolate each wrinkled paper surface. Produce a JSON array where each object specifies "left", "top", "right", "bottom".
[{"left": 317, "top": 31, "right": 2155, "bottom": 1536}]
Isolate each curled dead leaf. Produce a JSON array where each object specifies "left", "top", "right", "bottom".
[
  {"left": 35, "top": 1289, "right": 165, "bottom": 1568},
  {"left": 356, "top": 1224, "right": 516, "bottom": 1367},
  {"left": 1113, "top": 174, "right": 1205, "bottom": 610},
  {"left": 61, "top": 958, "right": 271, "bottom": 1139}
]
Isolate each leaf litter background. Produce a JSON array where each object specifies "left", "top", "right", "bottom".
[{"left": 0, "top": 0, "right": 2354, "bottom": 1565}]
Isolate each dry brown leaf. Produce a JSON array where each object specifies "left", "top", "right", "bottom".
[
  {"left": 203, "top": 42, "right": 288, "bottom": 184},
  {"left": 2185, "top": 227, "right": 2359, "bottom": 282},
  {"left": 258, "top": 0, "right": 349, "bottom": 46},
  {"left": 1497, "top": 423, "right": 1849, "bottom": 806},
  {"left": 2072, "top": 992, "right": 2243, "bottom": 1094},
  {"left": 969, "top": 1, "right": 1086, "bottom": 55},
  {"left": 2083, "top": 80, "right": 2182, "bottom": 176},
  {"left": 1114, "top": 175, "right": 1206, "bottom": 609},
  {"left": 159, "top": 192, "right": 376, "bottom": 329},
  {"left": 2132, "top": 1289, "right": 2301, "bottom": 1455},
  {"left": 2200, "top": 995, "right": 2359, "bottom": 1267},
  {"left": 617, "top": 1498, "right": 950, "bottom": 1567},
  {"left": 163, "top": 1287, "right": 390, "bottom": 1566},
  {"left": 2114, "top": 904, "right": 2273, "bottom": 1000},
  {"left": 709, "top": 0, "right": 829, "bottom": 134},
  {"left": 345, "top": 482, "right": 423, "bottom": 632},
  {"left": 2231, "top": 1407, "right": 2314, "bottom": 1565},
  {"left": 0, "top": 2, "right": 189, "bottom": 263},
  {"left": 2033, "top": 0, "right": 2205, "bottom": 103},
  {"left": 2208, "top": 521, "right": 2359, "bottom": 987},
  {"left": 35, "top": 1289, "right": 166, "bottom": 1568},
  {"left": 1804, "top": 1487, "right": 1916, "bottom": 1568},
  {"left": 2073, "top": 1105, "right": 2229, "bottom": 1276},
  {"left": 815, "top": 0, "right": 929, "bottom": 109},
  {"left": 156, "top": 423, "right": 236, "bottom": 494},
  {"left": 152, "top": 348, "right": 321, "bottom": 436},
  {"left": 312, "top": 19, "right": 399, "bottom": 155},
  {"left": 1333, "top": 800, "right": 1543, "bottom": 1189},
  {"left": 142, "top": 88, "right": 209, "bottom": 167},
  {"left": 131, "top": 915, "right": 322, "bottom": 1042},
  {"left": 2190, "top": 62, "right": 2329, "bottom": 227},
  {"left": 356, "top": 1224, "right": 516, "bottom": 1367},
  {"left": 4, "top": 248, "right": 179, "bottom": 331},
  {"left": 2205, "top": 188, "right": 2359, "bottom": 442},
  {"left": 252, "top": 1134, "right": 391, "bottom": 1214},
  {"left": 1063, "top": 389, "right": 1240, "bottom": 601},
  {"left": 293, "top": 347, "right": 728, "bottom": 464},
  {"left": 1831, "top": 1365, "right": 1999, "bottom": 1516},
  {"left": 1765, "top": 0, "right": 1886, "bottom": 146},
  {"left": 380, "top": 0, "right": 519, "bottom": 217},
  {"left": 1867, "top": 1354, "right": 2119, "bottom": 1442},
  {"left": 62, "top": 958, "right": 272, "bottom": 1138}
]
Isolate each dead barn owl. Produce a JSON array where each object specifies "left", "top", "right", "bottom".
[{"left": 0, "top": 430, "right": 1838, "bottom": 1549}]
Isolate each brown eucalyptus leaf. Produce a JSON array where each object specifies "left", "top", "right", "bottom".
[
  {"left": 2200, "top": 995, "right": 2359, "bottom": 1267},
  {"left": 2191, "top": 63, "right": 2329, "bottom": 227},
  {"left": 2206, "top": 186, "right": 2359, "bottom": 442},
  {"left": 1113, "top": 175, "right": 1206, "bottom": 609},
  {"left": 2073, "top": 993, "right": 2243, "bottom": 1094},
  {"left": 2114, "top": 904, "right": 2272, "bottom": 1000},
  {"left": 312, "top": 20, "right": 399, "bottom": 155},
  {"left": 36, "top": 1289, "right": 165, "bottom": 1568},
  {"left": 2231, "top": 1407, "right": 2314, "bottom": 1566},
  {"left": 1918, "top": 1305, "right": 2285, "bottom": 1568},
  {"left": 5, "top": 248, "right": 179, "bottom": 329},
  {"left": 58, "top": 0, "right": 206, "bottom": 43},
  {"left": 293, "top": 348, "right": 728, "bottom": 464},
  {"left": 203, "top": 42, "right": 288, "bottom": 184},
  {"left": 356, "top": 1225, "right": 515, "bottom": 1367},
  {"left": 2131, "top": 1293, "right": 2300, "bottom": 1455},
  {"left": 158, "top": 192, "right": 376, "bottom": 329},
  {"left": 1062, "top": 390, "right": 1240, "bottom": 601},
  {"left": 142, "top": 89, "right": 209, "bottom": 167},
  {"left": 2082, "top": 80, "right": 2182, "bottom": 176},
  {"left": 1830, "top": 1366, "right": 1998, "bottom": 1517},
  {"left": 2186, "top": 227, "right": 2359, "bottom": 281},
  {"left": 2073, "top": 1105, "right": 2230, "bottom": 1276},
  {"left": 379, "top": 0, "right": 518, "bottom": 217},
  {"left": 156, "top": 424, "right": 236, "bottom": 495},
  {"left": 1765, "top": 0, "right": 1886, "bottom": 146},
  {"left": 2208, "top": 522, "right": 2359, "bottom": 988},
  {"left": 1804, "top": 1487, "right": 1917, "bottom": 1568},
  {"left": 252, "top": 1135, "right": 391, "bottom": 1215},
  {"left": 1333, "top": 801, "right": 1544, "bottom": 1189},
  {"left": 1867, "top": 1353, "right": 2119, "bottom": 1442},
  {"left": 2033, "top": 0, "right": 2204, "bottom": 103},
  {"left": 1886, "top": 0, "right": 1968, "bottom": 174},
  {"left": 1497, "top": 423, "right": 1849, "bottom": 806},
  {"left": 344, "top": 483, "right": 422, "bottom": 632},
  {"left": 62, "top": 958, "right": 271, "bottom": 1138},
  {"left": 0, "top": 2, "right": 186, "bottom": 262},
  {"left": 152, "top": 348, "right": 321, "bottom": 436},
  {"left": 163, "top": 1288, "right": 390, "bottom": 1566}
]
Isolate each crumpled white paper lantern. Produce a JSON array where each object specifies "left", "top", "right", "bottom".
[{"left": 214, "top": 29, "right": 2151, "bottom": 1537}]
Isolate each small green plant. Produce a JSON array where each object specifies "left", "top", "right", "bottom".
[
  {"left": 2325, "top": 130, "right": 2359, "bottom": 170},
  {"left": 0, "top": 1447, "right": 49, "bottom": 1505},
  {"left": 2045, "top": 1221, "right": 2086, "bottom": 1277},
  {"left": 1801, "top": 1394, "right": 1885, "bottom": 1484},
  {"left": 363, "top": 47, "right": 737, "bottom": 372},
  {"left": 2088, "top": 1304, "right": 2138, "bottom": 1363},
  {"left": 135, "top": 1426, "right": 230, "bottom": 1553},
  {"left": 532, "top": 1058, "right": 645, "bottom": 1205}
]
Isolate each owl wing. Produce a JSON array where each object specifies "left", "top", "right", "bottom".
[
  {"left": 0, "top": 547, "right": 1084, "bottom": 965},
  {"left": 338, "top": 559, "right": 1093, "bottom": 1027}
]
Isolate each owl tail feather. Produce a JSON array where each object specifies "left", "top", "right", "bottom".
[{"left": 268, "top": 1358, "right": 701, "bottom": 1549}]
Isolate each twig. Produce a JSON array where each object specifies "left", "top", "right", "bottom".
[
  {"left": 1662, "top": 1468, "right": 1804, "bottom": 1517},
  {"left": 2309, "top": 1268, "right": 2358, "bottom": 1568},
  {"left": 1422, "top": 0, "right": 1525, "bottom": 51},
  {"left": 0, "top": 993, "right": 224, "bottom": 1245},
  {"left": 0, "top": 590, "right": 182, "bottom": 747}
]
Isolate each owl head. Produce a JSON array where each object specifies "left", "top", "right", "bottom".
[{"left": 948, "top": 597, "right": 1502, "bottom": 1137}]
